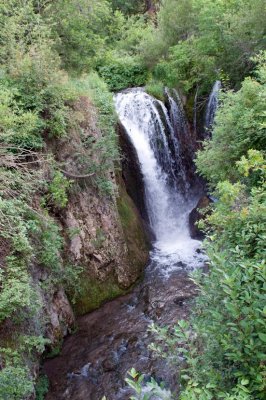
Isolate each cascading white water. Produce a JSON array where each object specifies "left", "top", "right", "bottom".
[
  {"left": 205, "top": 80, "right": 221, "bottom": 133},
  {"left": 115, "top": 89, "right": 206, "bottom": 273}
]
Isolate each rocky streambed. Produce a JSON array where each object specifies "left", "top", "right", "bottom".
[{"left": 43, "top": 256, "right": 204, "bottom": 400}]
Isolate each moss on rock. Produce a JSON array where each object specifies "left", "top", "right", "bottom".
[
  {"left": 73, "top": 274, "right": 125, "bottom": 315},
  {"left": 117, "top": 174, "right": 149, "bottom": 274},
  {"left": 73, "top": 177, "right": 149, "bottom": 316}
]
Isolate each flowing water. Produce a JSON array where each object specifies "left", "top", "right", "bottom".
[
  {"left": 115, "top": 89, "right": 204, "bottom": 274},
  {"left": 205, "top": 81, "right": 221, "bottom": 135},
  {"left": 44, "top": 89, "right": 206, "bottom": 400}
]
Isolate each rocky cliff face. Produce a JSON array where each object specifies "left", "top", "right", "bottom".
[
  {"left": 55, "top": 96, "right": 149, "bottom": 316},
  {"left": 0, "top": 94, "right": 149, "bottom": 398},
  {"left": 61, "top": 175, "right": 148, "bottom": 315}
]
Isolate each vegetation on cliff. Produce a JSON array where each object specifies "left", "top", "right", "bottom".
[{"left": 0, "top": 1, "right": 125, "bottom": 397}]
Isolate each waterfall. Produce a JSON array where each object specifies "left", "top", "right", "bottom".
[
  {"left": 205, "top": 80, "right": 221, "bottom": 134},
  {"left": 165, "top": 89, "right": 195, "bottom": 185},
  {"left": 115, "top": 88, "right": 205, "bottom": 272}
]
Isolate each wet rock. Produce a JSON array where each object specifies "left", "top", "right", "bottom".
[
  {"left": 118, "top": 122, "right": 147, "bottom": 220},
  {"left": 189, "top": 195, "right": 212, "bottom": 240},
  {"left": 174, "top": 295, "right": 191, "bottom": 306},
  {"left": 102, "top": 355, "right": 118, "bottom": 372},
  {"left": 45, "top": 289, "right": 75, "bottom": 345}
]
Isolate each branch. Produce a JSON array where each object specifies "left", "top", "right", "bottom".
[{"left": 60, "top": 170, "right": 95, "bottom": 179}]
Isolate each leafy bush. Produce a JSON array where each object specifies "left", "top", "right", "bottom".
[
  {"left": 98, "top": 56, "right": 148, "bottom": 91},
  {"left": 0, "top": 365, "right": 34, "bottom": 400},
  {"left": 47, "top": 171, "right": 72, "bottom": 209},
  {"left": 145, "top": 80, "right": 165, "bottom": 101},
  {"left": 47, "top": 0, "right": 125, "bottom": 72},
  {"left": 125, "top": 368, "right": 173, "bottom": 400},
  {"left": 0, "top": 337, "right": 49, "bottom": 400},
  {"left": 35, "top": 375, "right": 49, "bottom": 400},
  {"left": 110, "top": 0, "right": 145, "bottom": 15},
  {"left": 0, "top": 256, "right": 34, "bottom": 323},
  {"left": 0, "top": 82, "right": 44, "bottom": 150}
]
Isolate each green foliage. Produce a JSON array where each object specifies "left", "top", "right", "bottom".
[
  {"left": 47, "top": 171, "right": 72, "bottom": 209},
  {"left": 142, "top": 147, "right": 266, "bottom": 399},
  {"left": 110, "top": 0, "right": 145, "bottom": 15},
  {"left": 0, "top": 256, "right": 34, "bottom": 322},
  {"left": 0, "top": 1, "right": 83, "bottom": 145},
  {"left": 0, "top": 365, "right": 34, "bottom": 400},
  {"left": 37, "top": 220, "right": 63, "bottom": 272},
  {"left": 0, "top": 336, "right": 49, "bottom": 400},
  {"left": 153, "top": 38, "right": 217, "bottom": 93},
  {"left": 0, "top": 82, "right": 44, "bottom": 150},
  {"left": 70, "top": 73, "right": 120, "bottom": 194},
  {"left": 0, "top": 346, "right": 34, "bottom": 400},
  {"left": 48, "top": 0, "right": 125, "bottom": 73},
  {"left": 95, "top": 177, "right": 115, "bottom": 196},
  {"left": 35, "top": 375, "right": 49, "bottom": 400},
  {"left": 19, "top": 335, "right": 50, "bottom": 356},
  {"left": 0, "top": 198, "right": 37, "bottom": 322},
  {"left": 125, "top": 368, "right": 173, "bottom": 399},
  {"left": 116, "top": 15, "right": 150, "bottom": 55},
  {"left": 138, "top": 0, "right": 266, "bottom": 92},
  {"left": 98, "top": 56, "right": 148, "bottom": 91},
  {"left": 196, "top": 58, "right": 266, "bottom": 186},
  {"left": 145, "top": 80, "right": 165, "bottom": 101}
]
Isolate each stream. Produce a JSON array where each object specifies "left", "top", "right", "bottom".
[{"left": 44, "top": 89, "right": 209, "bottom": 399}]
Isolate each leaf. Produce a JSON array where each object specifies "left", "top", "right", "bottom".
[
  {"left": 258, "top": 332, "right": 266, "bottom": 343},
  {"left": 206, "top": 383, "right": 216, "bottom": 388}
]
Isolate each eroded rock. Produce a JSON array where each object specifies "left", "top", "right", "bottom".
[{"left": 189, "top": 195, "right": 212, "bottom": 239}]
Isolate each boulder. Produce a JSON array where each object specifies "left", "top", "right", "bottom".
[{"left": 189, "top": 196, "right": 212, "bottom": 240}]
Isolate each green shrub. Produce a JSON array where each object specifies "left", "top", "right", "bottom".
[
  {"left": 0, "top": 365, "right": 34, "bottom": 400},
  {"left": 0, "top": 257, "right": 34, "bottom": 322},
  {"left": 35, "top": 375, "right": 49, "bottom": 400},
  {"left": 35, "top": 218, "right": 63, "bottom": 272},
  {"left": 98, "top": 58, "right": 148, "bottom": 91},
  {"left": 47, "top": 171, "right": 72, "bottom": 209},
  {"left": 145, "top": 80, "right": 165, "bottom": 101},
  {"left": 47, "top": 0, "right": 125, "bottom": 73},
  {"left": 0, "top": 82, "right": 44, "bottom": 150}
]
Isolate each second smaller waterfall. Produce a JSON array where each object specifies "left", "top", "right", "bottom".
[{"left": 205, "top": 80, "right": 221, "bottom": 134}]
